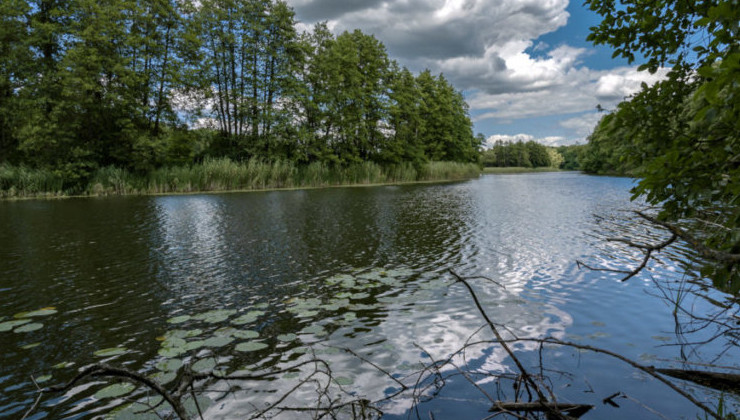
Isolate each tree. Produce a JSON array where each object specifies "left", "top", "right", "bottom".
[
  {"left": 585, "top": 0, "right": 740, "bottom": 292},
  {"left": 382, "top": 63, "right": 426, "bottom": 166},
  {"left": 0, "top": 0, "right": 30, "bottom": 163}
]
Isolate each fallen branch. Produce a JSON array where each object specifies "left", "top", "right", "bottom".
[
  {"left": 43, "top": 364, "right": 188, "bottom": 419},
  {"left": 636, "top": 211, "right": 740, "bottom": 265},
  {"left": 656, "top": 369, "right": 740, "bottom": 394},
  {"left": 489, "top": 401, "right": 593, "bottom": 417},
  {"left": 577, "top": 231, "right": 678, "bottom": 282},
  {"left": 449, "top": 270, "right": 568, "bottom": 420}
]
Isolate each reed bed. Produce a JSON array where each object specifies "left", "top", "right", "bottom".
[{"left": 0, "top": 158, "right": 481, "bottom": 198}]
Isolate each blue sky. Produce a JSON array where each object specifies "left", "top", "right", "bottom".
[{"left": 286, "top": 0, "right": 666, "bottom": 146}]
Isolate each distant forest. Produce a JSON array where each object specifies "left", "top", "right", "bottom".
[{"left": 0, "top": 0, "right": 481, "bottom": 190}]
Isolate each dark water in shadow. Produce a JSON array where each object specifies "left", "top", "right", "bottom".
[{"left": 0, "top": 173, "right": 736, "bottom": 419}]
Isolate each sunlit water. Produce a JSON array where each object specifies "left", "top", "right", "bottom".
[{"left": 0, "top": 173, "right": 737, "bottom": 419}]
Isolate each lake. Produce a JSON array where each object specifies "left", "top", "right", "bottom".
[{"left": 0, "top": 172, "right": 737, "bottom": 419}]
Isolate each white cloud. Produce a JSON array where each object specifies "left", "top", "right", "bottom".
[
  {"left": 559, "top": 112, "right": 604, "bottom": 139},
  {"left": 470, "top": 66, "right": 667, "bottom": 123},
  {"left": 290, "top": 0, "right": 569, "bottom": 61},
  {"left": 286, "top": 0, "right": 668, "bottom": 142}
]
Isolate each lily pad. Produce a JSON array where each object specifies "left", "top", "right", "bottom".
[
  {"left": 300, "top": 325, "right": 328, "bottom": 336},
  {"left": 383, "top": 268, "right": 414, "bottom": 278},
  {"left": 231, "top": 311, "right": 264, "bottom": 325},
  {"left": 185, "top": 329, "right": 203, "bottom": 338},
  {"left": 94, "top": 347, "right": 128, "bottom": 357},
  {"left": 53, "top": 361, "right": 74, "bottom": 369},
  {"left": 296, "top": 310, "right": 319, "bottom": 318},
  {"left": 14, "top": 308, "right": 58, "bottom": 318},
  {"left": 158, "top": 347, "right": 186, "bottom": 358},
  {"left": 277, "top": 333, "right": 297, "bottom": 342},
  {"left": 21, "top": 342, "right": 41, "bottom": 350},
  {"left": 192, "top": 309, "right": 237, "bottom": 324},
  {"left": 151, "top": 371, "right": 177, "bottom": 386},
  {"left": 192, "top": 358, "right": 217, "bottom": 373},
  {"left": 203, "top": 335, "right": 234, "bottom": 348},
  {"left": 325, "top": 274, "right": 354, "bottom": 285},
  {"left": 162, "top": 337, "right": 187, "bottom": 349},
  {"left": 334, "top": 377, "right": 354, "bottom": 386},
  {"left": 350, "top": 303, "right": 378, "bottom": 311},
  {"left": 349, "top": 293, "right": 370, "bottom": 300},
  {"left": 232, "top": 330, "right": 259, "bottom": 339},
  {"left": 167, "top": 315, "right": 191, "bottom": 324},
  {"left": 14, "top": 323, "right": 43, "bottom": 333},
  {"left": 183, "top": 340, "right": 206, "bottom": 351},
  {"left": 214, "top": 326, "right": 237, "bottom": 336},
  {"left": 156, "top": 358, "right": 183, "bottom": 372},
  {"left": 94, "top": 382, "right": 136, "bottom": 399},
  {"left": 0, "top": 319, "right": 31, "bottom": 332},
  {"left": 35, "top": 374, "right": 52, "bottom": 383},
  {"left": 235, "top": 341, "right": 269, "bottom": 352},
  {"left": 357, "top": 271, "right": 384, "bottom": 281}
]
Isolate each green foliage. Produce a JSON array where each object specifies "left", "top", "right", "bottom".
[
  {"left": 0, "top": 160, "right": 480, "bottom": 197},
  {"left": 585, "top": 0, "right": 740, "bottom": 292},
  {"left": 0, "top": 0, "right": 479, "bottom": 188},
  {"left": 555, "top": 145, "right": 586, "bottom": 170},
  {"left": 481, "top": 140, "right": 555, "bottom": 168}
]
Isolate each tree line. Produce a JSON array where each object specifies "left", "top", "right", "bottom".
[
  {"left": 481, "top": 140, "right": 564, "bottom": 168},
  {"left": 580, "top": 0, "right": 739, "bottom": 293},
  {"left": 0, "top": 0, "right": 480, "bottom": 190}
]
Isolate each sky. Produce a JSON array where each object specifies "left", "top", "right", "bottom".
[{"left": 285, "top": 0, "right": 667, "bottom": 147}]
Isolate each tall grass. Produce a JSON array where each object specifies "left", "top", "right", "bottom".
[
  {"left": 0, "top": 158, "right": 481, "bottom": 198},
  {"left": 0, "top": 164, "right": 65, "bottom": 198}
]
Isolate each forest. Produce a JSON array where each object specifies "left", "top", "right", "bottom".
[
  {"left": 480, "top": 140, "right": 563, "bottom": 169},
  {"left": 0, "top": 0, "right": 480, "bottom": 195}
]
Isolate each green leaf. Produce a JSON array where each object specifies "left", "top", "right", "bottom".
[
  {"left": 156, "top": 358, "right": 183, "bottom": 372},
  {"left": 203, "top": 335, "right": 235, "bottom": 348},
  {"left": 235, "top": 341, "right": 269, "bottom": 352},
  {"left": 192, "top": 358, "right": 217, "bottom": 373},
  {"left": 167, "top": 315, "right": 191, "bottom": 324},
  {"left": 277, "top": 333, "right": 297, "bottom": 342},
  {"left": 94, "top": 383, "right": 136, "bottom": 399},
  {"left": 333, "top": 377, "right": 354, "bottom": 386},
  {"left": 232, "top": 330, "right": 259, "bottom": 339},
  {"left": 0, "top": 319, "right": 31, "bottom": 332},
  {"left": 14, "top": 308, "right": 58, "bottom": 318},
  {"left": 94, "top": 347, "right": 128, "bottom": 357},
  {"left": 13, "top": 323, "right": 43, "bottom": 333}
]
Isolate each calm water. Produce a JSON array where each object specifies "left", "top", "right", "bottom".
[{"left": 0, "top": 173, "right": 737, "bottom": 419}]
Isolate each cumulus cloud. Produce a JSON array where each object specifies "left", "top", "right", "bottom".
[
  {"left": 559, "top": 112, "right": 604, "bottom": 139},
  {"left": 470, "top": 65, "right": 666, "bottom": 122},
  {"left": 286, "top": 0, "right": 668, "bottom": 142},
  {"left": 291, "top": 0, "right": 569, "bottom": 60}
]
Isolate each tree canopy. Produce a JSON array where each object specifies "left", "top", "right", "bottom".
[
  {"left": 584, "top": 0, "right": 739, "bottom": 292},
  {"left": 0, "top": 0, "right": 481, "bottom": 190}
]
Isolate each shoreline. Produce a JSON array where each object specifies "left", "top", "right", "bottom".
[
  {"left": 0, "top": 173, "right": 482, "bottom": 202},
  {"left": 482, "top": 167, "right": 563, "bottom": 174}
]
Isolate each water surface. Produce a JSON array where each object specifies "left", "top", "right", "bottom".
[{"left": 0, "top": 173, "right": 736, "bottom": 419}]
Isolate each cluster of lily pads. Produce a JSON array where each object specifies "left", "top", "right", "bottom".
[
  {"left": 0, "top": 307, "right": 58, "bottom": 335},
  {"left": 45, "top": 267, "right": 439, "bottom": 416}
]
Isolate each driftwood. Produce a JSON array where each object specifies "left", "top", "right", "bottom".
[
  {"left": 656, "top": 369, "right": 740, "bottom": 394},
  {"left": 490, "top": 401, "right": 594, "bottom": 417}
]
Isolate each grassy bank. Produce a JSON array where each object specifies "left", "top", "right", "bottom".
[
  {"left": 482, "top": 167, "right": 562, "bottom": 174},
  {"left": 0, "top": 159, "right": 481, "bottom": 199}
]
